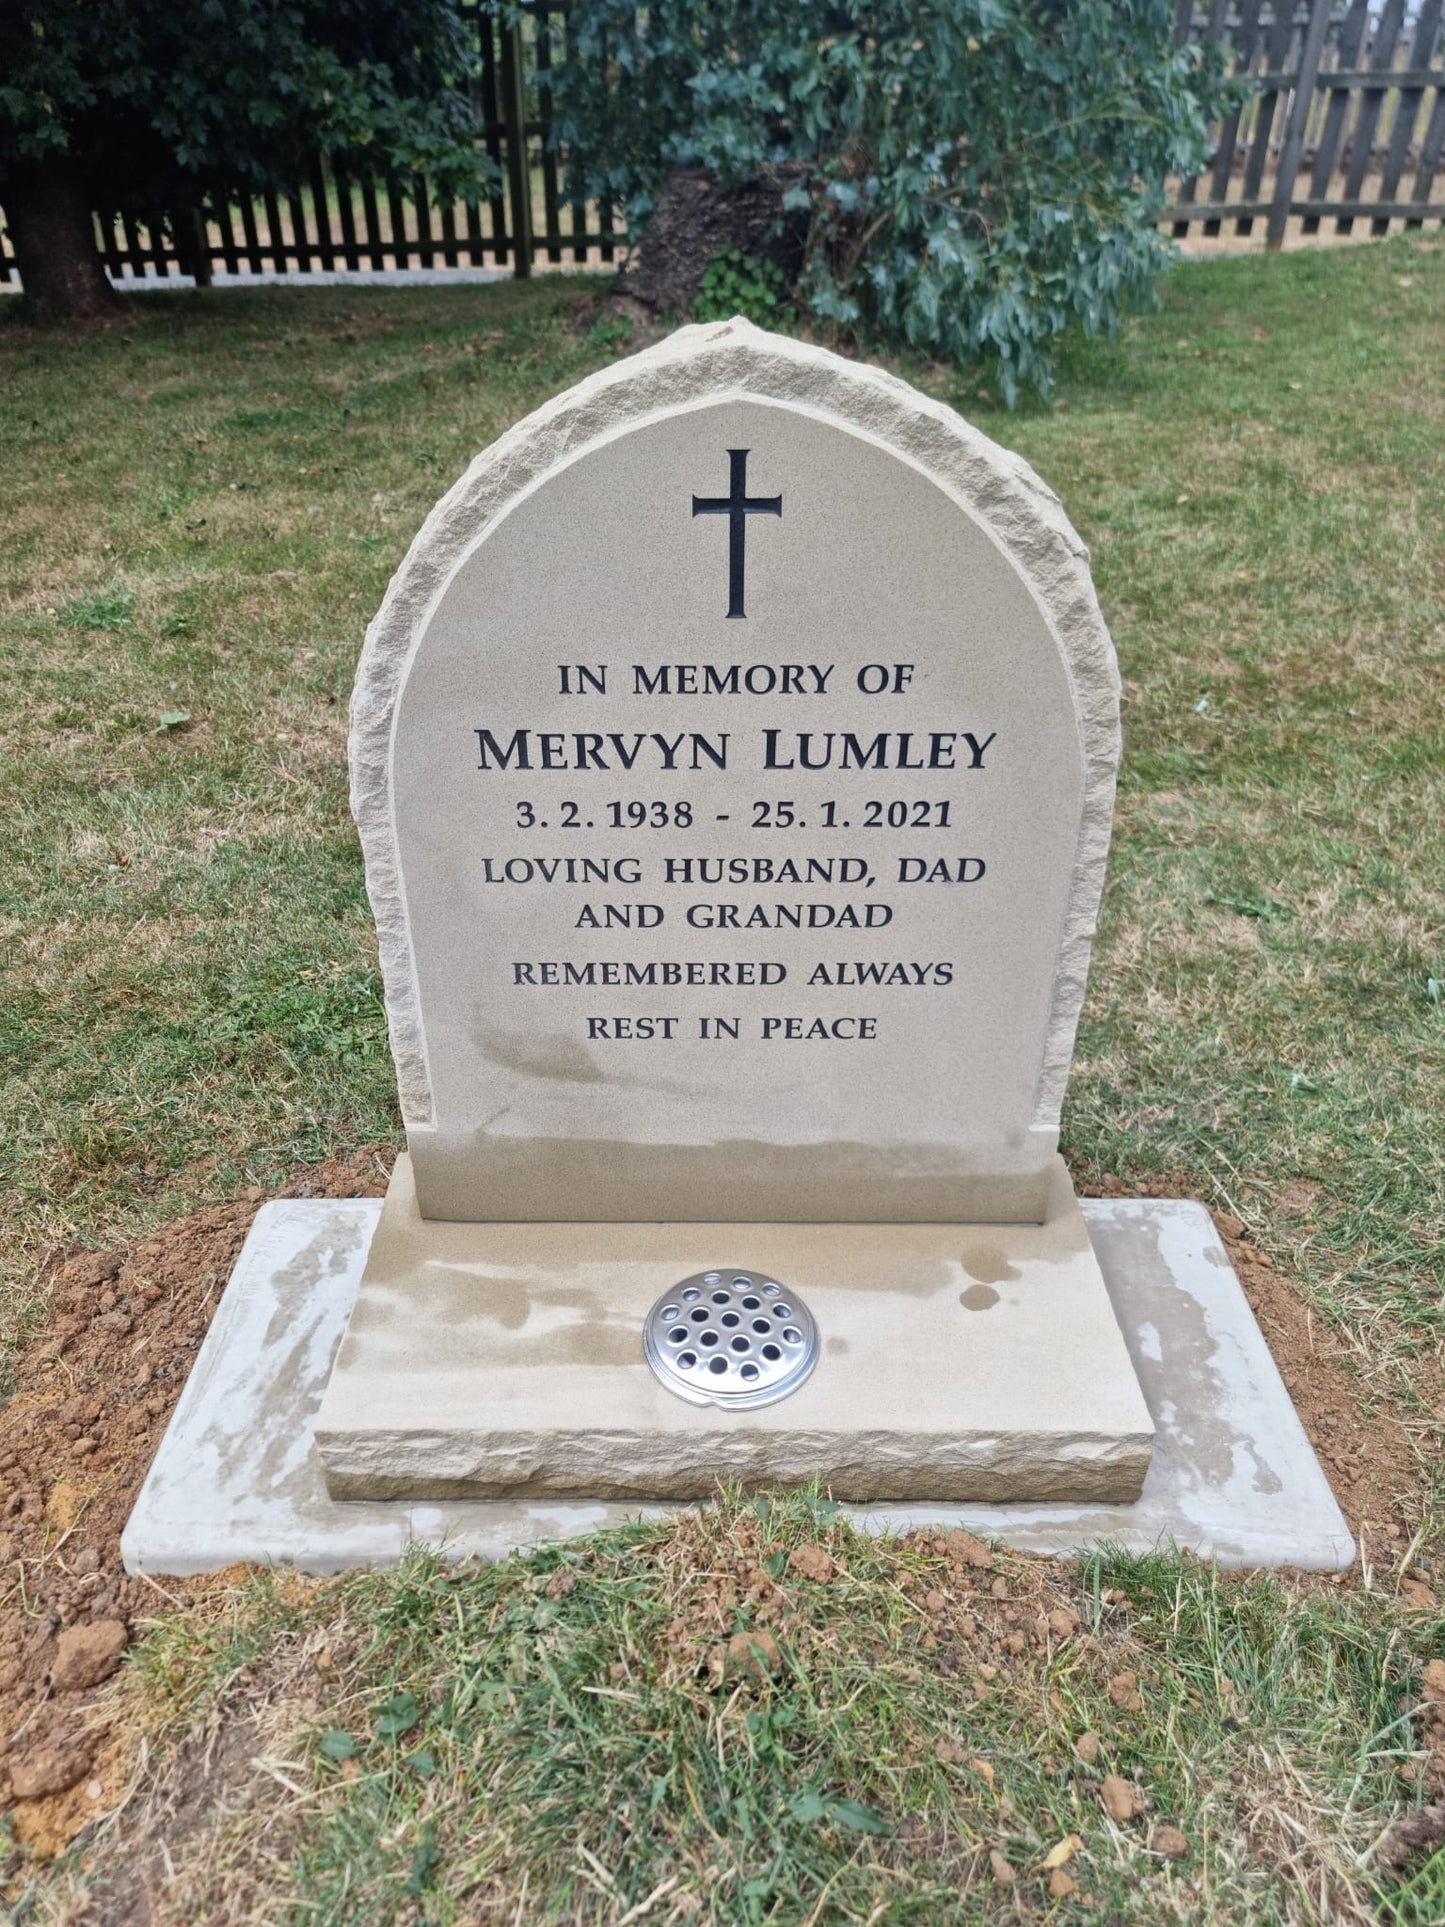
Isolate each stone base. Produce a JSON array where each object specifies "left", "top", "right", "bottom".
[
  {"left": 311, "top": 1156, "right": 1154, "bottom": 1503},
  {"left": 121, "top": 1189, "right": 1356, "bottom": 1574}
]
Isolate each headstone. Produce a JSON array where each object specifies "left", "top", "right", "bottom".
[{"left": 315, "top": 318, "right": 1154, "bottom": 1501}]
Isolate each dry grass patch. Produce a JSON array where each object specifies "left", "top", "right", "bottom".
[{"left": 5, "top": 1497, "right": 1442, "bottom": 1924}]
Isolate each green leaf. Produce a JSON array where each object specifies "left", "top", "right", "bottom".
[
  {"left": 405, "top": 1820, "right": 441, "bottom": 1897},
  {"left": 157, "top": 710, "right": 192, "bottom": 731},
  {"left": 826, "top": 1797, "right": 889, "bottom": 1835},
  {"left": 1204, "top": 891, "right": 1287, "bottom": 920},
  {"left": 791, "top": 1786, "right": 889, "bottom": 1833},
  {"left": 59, "top": 587, "right": 135, "bottom": 633},
  {"left": 408, "top": 1747, "right": 437, "bottom": 1779},
  {"left": 793, "top": 1780, "right": 882, "bottom": 1826},
  {"left": 374, "top": 1690, "right": 422, "bottom": 1741},
  {"left": 319, "top": 1728, "right": 356, "bottom": 1761}
]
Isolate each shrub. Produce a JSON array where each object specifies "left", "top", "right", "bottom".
[{"left": 550, "top": 0, "right": 1230, "bottom": 401}]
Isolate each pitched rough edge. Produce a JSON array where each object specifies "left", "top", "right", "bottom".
[
  {"left": 318, "top": 1432, "right": 1153, "bottom": 1505},
  {"left": 349, "top": 316, "right": 1121, "bottom": 1132}
]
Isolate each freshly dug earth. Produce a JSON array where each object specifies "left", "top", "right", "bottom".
[
  {"left": 0, "top": 1161, "right": 1435, "bottom": 1864},
  {"left": 1215, "top": 1217, "right": 1429, "bottom": 1546},
  {"left": 0, "top": 1149, "right": 390, "bottom": 1854}
]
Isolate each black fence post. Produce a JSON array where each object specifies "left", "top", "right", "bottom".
[
  {"left": 501, "top": 16, "right": 534, "bottom": 277},
  {"left": 1267, "top": 0, "right": 1331, "bottom": 251}
]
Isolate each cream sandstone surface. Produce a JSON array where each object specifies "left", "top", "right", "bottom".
[{"left": 350, "top": 318, "right": 1119, "bottom": 1224}]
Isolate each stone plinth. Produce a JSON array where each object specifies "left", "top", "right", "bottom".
[{"left": 312, "top": 1156, "right": 1153, "bottom": 1503}]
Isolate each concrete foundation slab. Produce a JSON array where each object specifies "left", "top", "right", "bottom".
[
  {"left": 122, "top": 1193, "right": 1355, "bottom": 1574},
  {"left": 313, "top": 1156, "right": 1153, "bottom": 1504}
]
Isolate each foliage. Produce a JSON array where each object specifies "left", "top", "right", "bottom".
[
  {"left": 1380, "top": 1848, "right": 1445, "bottom": 1926},
  {"left": 692, "top": 247, "right": 788, "bottom": 327},
  {"left": 551, "top": 0, "right": 1230, "bottom": 401},
  {"left": 0, "top": 0, "right": 493, "bottom": 218},
  {"left": 57, "top": 585, "right": 135, "bottom": 633}
]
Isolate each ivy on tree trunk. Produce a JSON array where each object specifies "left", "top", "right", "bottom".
[{"left": 550, "top": 0, "right": 1234, "bottom": 401}]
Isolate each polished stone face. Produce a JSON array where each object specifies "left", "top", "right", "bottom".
[{"left": 354, "top": 321, "right": 1120, "bottom": 1224}]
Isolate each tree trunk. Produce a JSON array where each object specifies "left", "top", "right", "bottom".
[
  {"left": 620, "top": 167, "right": 810, "bottom": 316},
  {"left": 5, "top": 158, "right": 124, "bottom": 325},
  {"left": 173, "top": 205, "right": 214, "bottom": 288}
]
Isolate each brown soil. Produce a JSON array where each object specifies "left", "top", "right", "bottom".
[
  {"left": 0, "top": 1147, "right": 391, "bottom": 1854},
  {"left": 1, "top": 1157, "right": 1436, "bottom": 1865},
  {"left": 1212, "top": 1215, "right": 1431, "bottom": 1548}
]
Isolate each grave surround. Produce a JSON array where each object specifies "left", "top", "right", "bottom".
[
  {"left": 123, "top": 1196, "right": 1356, "bottom": 1574},
  {"left": 316, "top": 316, "right": 1156, "bottom": 1501}
]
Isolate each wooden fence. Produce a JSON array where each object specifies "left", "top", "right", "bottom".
[
  {"left": 1170, "top": 0, "right": 1445, "bottom": 243},
  {"left": 2, "top": 0, "right": 1443, "bottom": 286},
  {"left": 0, "top": 3, "right": 612, "bottom": 288}
]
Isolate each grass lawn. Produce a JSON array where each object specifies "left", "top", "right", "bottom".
[{"left": 1, "top": 245, "right": 1443, "bottom": 1920}]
